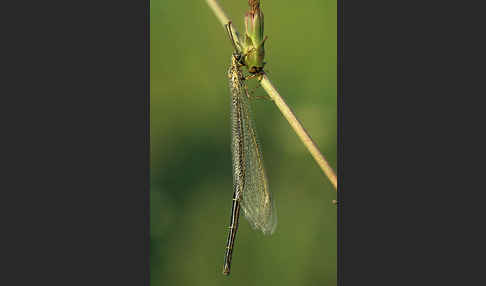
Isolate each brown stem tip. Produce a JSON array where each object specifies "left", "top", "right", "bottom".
[{"left": 248, "top": 0, "right": 260, "bottom": 13}]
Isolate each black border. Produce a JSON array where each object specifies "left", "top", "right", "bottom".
[
  {"left": 338, "top": 0, "right": 475, "bottom": 284},
  {"left": 3, "top": 0, "right": 150, "bottom": 285}
]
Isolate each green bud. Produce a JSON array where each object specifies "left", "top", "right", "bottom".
[{"left": 243, "top": 3, "right": 266, "bottom": 74}]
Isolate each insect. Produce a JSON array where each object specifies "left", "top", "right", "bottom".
[
  {"left": 225, "top": 21, "right": 267, "bottom": 76},
  {"left": 222, "top": 23, "right": 277, "bottom": 276}
]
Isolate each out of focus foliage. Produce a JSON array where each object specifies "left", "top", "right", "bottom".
[{"left": 151, "top": 1, "right": 337, "bottom": 285}]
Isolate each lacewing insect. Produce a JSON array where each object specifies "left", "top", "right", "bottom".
[{"left": 222, "top": 23, "right": 276, "bottom": 276}]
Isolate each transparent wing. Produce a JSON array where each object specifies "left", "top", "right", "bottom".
[{"left": 238, "top": 87, "right": 277, "bottom": 235}]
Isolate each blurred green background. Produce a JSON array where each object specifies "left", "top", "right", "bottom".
[{"left": 150, "top": 0, "right": 336, "bottom": 285}]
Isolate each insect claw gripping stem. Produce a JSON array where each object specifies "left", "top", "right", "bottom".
[{"left": 244, "top": 73, "right": 270, "bottom": 100}]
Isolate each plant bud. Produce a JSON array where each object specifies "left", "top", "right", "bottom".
[{"left": 243, "top": 2, "right": 265, "bottom": 74}]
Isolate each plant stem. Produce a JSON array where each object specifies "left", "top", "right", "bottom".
[
  {"left": 260, "top": 75, "right": 337, "bottom": 190},
  {"left": 205, "top": 0, "right": 338, "bottom": 191}
]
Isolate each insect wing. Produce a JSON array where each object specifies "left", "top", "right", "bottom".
[{"left": 239, "top": 85, "right": 277, "bottom": 235}]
